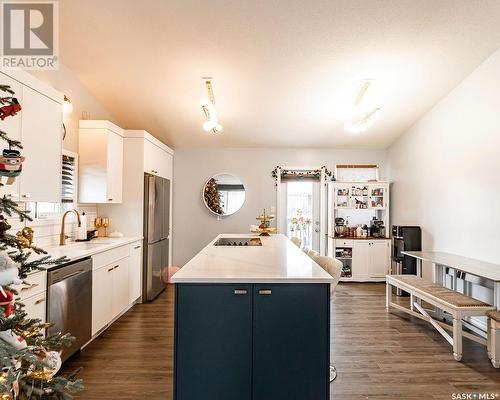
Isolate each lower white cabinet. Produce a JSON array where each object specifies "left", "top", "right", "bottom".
[
  {"left": 92, "top": 263, "right": 114, "bottom": 335},
  {"left": 350, "top": 240, "right": 390, "bottom": 281},
  {"left": 91, "top": 242, "right": 142, "bottom": 336},
  {"left": 23, "top": 291, "right": 47, "bottom": 324},
  {"left": 92, "top": 256, "right": 130, "bottom": 336},
  {"left": 128, "top": 241, "right": 142, "bottom": 303},
  {"left": 111, "top": 258, "right": 130, "bottom": 319}
]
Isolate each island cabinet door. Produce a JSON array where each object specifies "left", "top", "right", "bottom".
[
  {"left": 252, "top": 284, "right": 330, "bottom": 400},
  {"left": 175, "top": 284, "right": 253, "bottom": 400}
]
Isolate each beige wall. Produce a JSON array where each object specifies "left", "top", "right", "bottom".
[
  {"left": 30, "top": 63, "right": 118, "bottom": 153},
  {"left": 173, "top": 148, "right": 387, "bottom": 266},
  {"left": 387, "top": 47, "right": 500, "bottom": 269}
]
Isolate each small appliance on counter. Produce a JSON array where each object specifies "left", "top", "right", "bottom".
[
  {"left": 370, "top": 217, "right": 386, "bottom": 238},
  {"left": 391, "top": 225, "right": 421, "bottom": 295},
  {"left": 334, "top": 217, "right": 348, "bottom": 237}
]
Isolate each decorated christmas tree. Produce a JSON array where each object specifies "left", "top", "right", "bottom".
[
  {"left": 204, "top": 177, "right": 224, "bottom": 214},
  {"left": 0, "top": 85, "right": 83, "bottom": 399}
]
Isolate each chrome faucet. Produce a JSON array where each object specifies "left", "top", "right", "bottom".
[{"left": 60, "top": 209, "right": 82, "bottom": 245}]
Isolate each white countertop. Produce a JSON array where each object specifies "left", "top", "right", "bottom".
[
  {"left": 172, "top": 234, "right": 334, "bottom": 284},
  {"left": 402, "top": 251, "right": 500, "bottom": 282},
  {"left": 36, "top": 237, "right": 143, "bottom": 268}
]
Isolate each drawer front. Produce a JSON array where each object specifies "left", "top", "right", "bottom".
[
  {"left": 335, "top": 239, "right": 353, "bottom": 247},
  {"left": 92, "top": 245, "right": 130, "bottom": 270},
  {"left": 24, "top": 291, "right": 47, "bottom": 323},
  {"left": 13, "top": 270, "right": 47, "bottom": 301}
]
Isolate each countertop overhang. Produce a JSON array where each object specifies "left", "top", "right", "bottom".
[
  {"left": 172, "top": 234, "right": 334, "bottom": 284},
  {"left": 32, "top": 237, "right": 143, "bottom": 268}
]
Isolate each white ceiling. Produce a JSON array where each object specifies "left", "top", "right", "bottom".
[{"left": 60, "top": 0, "right": 500, "bottom": 149}]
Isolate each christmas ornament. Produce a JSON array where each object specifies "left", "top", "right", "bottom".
[
  {"left": 0, "top": 329, "right": 27, "bottom": 350},
  {"left": 15, "top": 227, "right": 33, "bottom": 248},
  {"left": 40, "top": 350, "right": 62, "bottom": 377},
  {"left": 0, "top": 98, "right": 21, "bottom": 120},
  {"left": 0, "top": 289, "right": 14, "bottom": 317},
  {"left": 0, "top": 250, "right": 21, "bottom": 287},
  {"left": 0, "top": 149, "right": 25, "bottom": 185}
]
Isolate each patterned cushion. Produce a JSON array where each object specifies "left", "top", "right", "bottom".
[{"left": 389, "top": 275, "right": 493, "bottom": 308}]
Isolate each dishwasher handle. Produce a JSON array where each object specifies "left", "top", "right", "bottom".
[
  {"left": 51, "top": 269, "right": 86, "bottom": 284},
  {"left": 48, "top": 258, "right": 92, "bottom": 285}
]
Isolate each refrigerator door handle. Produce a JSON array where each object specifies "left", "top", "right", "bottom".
[{"left": 147, "top": 175, "right": 156, "bottom": 241}]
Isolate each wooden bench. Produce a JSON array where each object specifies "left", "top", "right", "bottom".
[
  {"left": 487, "top": 311, "right": 500, "bottom": 368},
  {"left": 386, "top": 274, "right": 495, "bottom": 361}
]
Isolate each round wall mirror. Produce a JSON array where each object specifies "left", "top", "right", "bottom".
[{"left": 203, "top": 173, "right": 246, "bottom": 216}]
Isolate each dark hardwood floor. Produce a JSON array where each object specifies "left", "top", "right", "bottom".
[{"left": 61, "top": 283, "right": 500, "bottom": 399}]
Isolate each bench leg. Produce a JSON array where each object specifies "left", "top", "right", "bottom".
[
  {"left": 453, "top": 318, "right": 463, "bottom": 361},
  {"left": 386, "top": 282, "right": 392, "bottom": 312},
  {"left": 492, "top": 320, "right": 500, "bottom": 368},
  {"left": 487, "top": 318, "right": 492, "bottom": 359}
]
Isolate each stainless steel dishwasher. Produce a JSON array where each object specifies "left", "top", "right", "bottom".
[{"left": 47, "top": 257, "right": 92, "bottom": 362}]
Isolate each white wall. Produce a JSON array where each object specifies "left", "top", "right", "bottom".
[
  {"left": 387, "top": 48, "right": 500, "bottom": 268},
  {"left": 173, "top": 148, "right": 387, "bottom": 266}
]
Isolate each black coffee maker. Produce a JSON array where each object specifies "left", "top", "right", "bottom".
[{"left": 370, "top": 217, "right": 385, "bottom": 237}]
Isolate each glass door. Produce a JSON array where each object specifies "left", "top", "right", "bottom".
[
  {"left": 369, "top": 184, "right": 388, "bottom": 209},
  {"left": 283, "top": 181, "right": 320, "bottom": 251}
]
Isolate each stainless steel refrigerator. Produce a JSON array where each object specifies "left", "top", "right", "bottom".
[{"left": 143, "top": 173, "right": 171, "bottom": 301}]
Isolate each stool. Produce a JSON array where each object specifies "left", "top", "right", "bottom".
[
  {"left": 487, "top": 310, "right": 500, "bottom": 368},
  {"left": 160, "top": 266, "right": 181, "bottom": 284}
]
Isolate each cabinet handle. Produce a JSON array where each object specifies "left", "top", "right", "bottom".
[
  {"left": 35, "top": 298, "right": 45, "bottom": 305},
  {"left": 113, "top": 265, "right": 119, "bottom": 270},
  {"left": 108, "top": 198, "right": 113, "bottom": 201},
  {"left": 21, "top": 283, "right": 39, "bottom": 291},
  {"left": 22, "top": 194, "right": 31, "bottom": 199},
  {"left": 107, "top": 265, "right": 118, "bottom": 272},
  {"left": 234, "top": 289, "right": 247, "bottom": 295},
  {"left": 6, "top": 194, "right": 19, "bottom": 198},
  {"left": 134, "top": 245, "right": 141, "bottom": 250},
  {"left": 258, "top": 289, "right": 272, "bottom": 295}
]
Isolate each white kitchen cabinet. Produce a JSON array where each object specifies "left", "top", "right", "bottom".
[
  {"left": 79, "top": 120, "right": 124, "bottom": 203},
  {"left": 111, "top": 257, "right": 130, "bottom": 319},
  {"left": 352, "top": 241, "right": 371, "bottom": 280},
  {"left": 368, "top": 183, "right": 389, "bottom": 209},
  {"left": 129, "top": 241, "right": 142, "bottom": 303},
  {"left": 23, "top": 291, "right": 47, "bottom": 324},
  {"left": 369, "top": 241, "right": 391, "bottom": 278},
  {"left": 20, "top": 86, "right": 62, "bottom": 202},
  {"left": 91, "top": 245, "right": 131, "bottom": 336},
  {"left": 144, "top": 138, "right": 173, "bottom": 179},
  {"left": 92, "top": 264, "right": 113, "bottom": 335},
  {"left": 351, "top": 240, "right": 390, "bottom": 281}
]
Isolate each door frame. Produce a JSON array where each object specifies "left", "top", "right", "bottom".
[{"left": 276, "top": 166, "right": 328, "bottom": 255}]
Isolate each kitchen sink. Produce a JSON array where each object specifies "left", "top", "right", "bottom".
[{"left": 214, "top": 237, "right": 262, "bottom": 246}]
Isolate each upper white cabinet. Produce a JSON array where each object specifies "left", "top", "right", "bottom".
[
  {"left": 0, "top": 71, "right": 63, "bottom": 203},
  {"left": 79, "top": 120, "right": 124, "bottom": 203},
  {"left": 20, "top": 86, "right": 62, "bottom": 202},
  {"left": 142, "top": 134, "right": 173, "bottom": 179}
]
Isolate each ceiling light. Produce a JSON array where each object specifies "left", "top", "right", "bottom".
[
  {"left": 200, "top": 78, "right": 222, "bottom": 134},
  {"left": 62, "top": 95, "right": 73, "bottom": 114},
  {"left": 344, "top": 107, "right": 381, "bottom": 134},
  {"left": 353, "top": 79, "right": 373, "bottom": 106}
]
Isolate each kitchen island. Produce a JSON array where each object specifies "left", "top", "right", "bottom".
[{"left": 171, "top": 234, "right": 334, "bottom": 400}]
